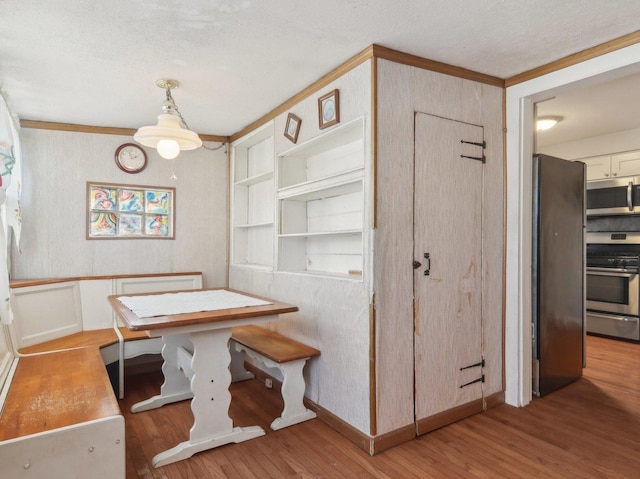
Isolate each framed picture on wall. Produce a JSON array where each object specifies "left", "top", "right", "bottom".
[
  {"left": 87, "top": 182, "right": 175, "bottom": 239},
  {"left": 318, "top": 89, "right": 340, "bottom": 129},
  {"left": 284, "top": 113, "right": 301, "bottom": 143}
]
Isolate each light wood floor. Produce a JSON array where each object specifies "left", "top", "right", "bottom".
[{"left": 121, "top": 335, "right": 640, "bottom": 478}]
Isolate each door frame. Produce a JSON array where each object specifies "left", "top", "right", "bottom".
[{"left": 505, "top": 42, "right": 640, "bottom": 407}]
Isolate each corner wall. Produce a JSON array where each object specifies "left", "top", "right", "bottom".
[{"left": 374, "top": 59, "right": 504, "bottom": 435}]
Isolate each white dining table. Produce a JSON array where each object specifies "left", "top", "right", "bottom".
[{"left": 108, "top": 287, "right": 298, "bottom": 467}]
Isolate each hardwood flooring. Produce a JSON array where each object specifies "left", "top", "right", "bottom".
[{"left": 121, "top": 336, "right": 640, "bottom": 478}]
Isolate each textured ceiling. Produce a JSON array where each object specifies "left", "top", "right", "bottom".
[
  {"left": 1, "top": 0, "right": 640, "bottom": 137},
  {"left": 536, "top": 71, "right": 640, "bottom": 148}
]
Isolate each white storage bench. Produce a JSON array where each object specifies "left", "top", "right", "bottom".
[
  {"left": 0, "top": 347, "right": 125, "bottom": 479},
  {"left": 229, "top": 325, "right": 320, "bottom": 430}
]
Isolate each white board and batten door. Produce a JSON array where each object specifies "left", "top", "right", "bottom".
[{"left": 413, "top": 113, "right": 485, "bottom": 434}]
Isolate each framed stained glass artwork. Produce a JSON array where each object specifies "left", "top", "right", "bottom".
[{"left": 87, "top": 182, "right": 175, "bottom": 239}]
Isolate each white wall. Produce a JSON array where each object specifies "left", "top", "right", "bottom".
[
  {"left": 539, "top": 125, "right": 640, "bottom": 160},
  {"left": 12, "top": 129, "right": 228, "bottom": 287}
]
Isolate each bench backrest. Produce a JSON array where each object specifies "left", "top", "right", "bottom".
[{"left": 9, "top": 273, "right": 203, "bottom": 349}]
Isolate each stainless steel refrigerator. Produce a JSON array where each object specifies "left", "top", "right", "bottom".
[{"left": 532, "top": 154, "right": 585, "bottom": 397}]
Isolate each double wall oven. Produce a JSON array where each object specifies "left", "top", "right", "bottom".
[{"left": 586, "top": 232, "right": 640, "bottom": 342}]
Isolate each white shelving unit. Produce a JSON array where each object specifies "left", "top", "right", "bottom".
[
  {"left": 276, "top": 118, "right": 365, "bottom": 279},
  {"left": 231, "top": 122, "right": 275, "bottom": 269}
]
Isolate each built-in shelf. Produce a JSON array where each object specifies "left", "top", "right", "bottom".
[
  {"left": 277, "top": 170, "right": 364, "bottom": 200},
  {"left": 278, "top": 118, "right": 365, "bottom": 190},
  {"left": 278, "top": 229, "right": 362, "bottom": 238},
  {"left": 234, "top": 221, "right": 274, "bottom": 229},
  {"left": 235, "top": 171, "right": 273, "bottom": 187},
  {"left": 231, "top": 122, "right": 275, "bottom": 269},
  {"left": 276, "top": 118, "right": 365, "bottom": 279}
]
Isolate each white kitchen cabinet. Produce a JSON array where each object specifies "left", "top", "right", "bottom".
[
  {"left": 581, "top": 150, "right": 640, "bottom": 180},
  {"left": 611, "top": 150, "right": 640, "bottom": 178},
  {"left": 230, "top": 122, "right": 275, "bottom": 269},
  {"left": 276, "top": 118, "right": 365, "bottom": 279},
  {"left": 581, "top": 155, "right": 613, "bottom": 181}
]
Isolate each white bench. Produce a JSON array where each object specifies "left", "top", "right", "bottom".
[
  {"left": 229, "top": 325, "right": 320, "bottom": 430},
  {"left": 0, "top": 347, "right": 125, "bottom": 478}
]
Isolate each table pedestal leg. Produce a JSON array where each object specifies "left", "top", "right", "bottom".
[
  {"left": 152, "top": 328, "right": 265, "bottom": 467},
  {"left": 131, "top": 334, "right": 193, "bottom": 413}
]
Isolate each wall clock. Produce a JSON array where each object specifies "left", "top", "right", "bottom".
[{"left": 115, "top": 143, "right": 147, "bottom": 174}]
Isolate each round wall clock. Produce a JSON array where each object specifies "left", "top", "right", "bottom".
[{"left": 115, "top": 143, "right": 147, "bottom": 173}]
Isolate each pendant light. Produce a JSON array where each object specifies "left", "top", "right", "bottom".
[{"left": 134, "top": 79, "right": 202, "bottom": 159}]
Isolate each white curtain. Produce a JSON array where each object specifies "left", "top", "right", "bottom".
[{"left": 0, "top": 92, "right": 22, "bottom": 325}]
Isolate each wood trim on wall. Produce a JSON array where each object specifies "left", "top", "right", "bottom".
[
  {"left": 415, "top": 390, "right": 505, "bottom": 436},
  {"left": 502, "top": 87, "right": 508, "bottom": 392},
  {"left": 371, "top": 45, "right": 505, "bottom": 88},
  {"left": 369, "top": 56, "right": 379, "bottom": 439},
  {"left": 20, "top": 43, "right": 504, "bottom": 145},
  {"left": 250, "top": 358, "right": 504, "bottom": 456},
  {"left": 369, "top": 295, "right": 377, "bottom": 437},
  {"left": 10, "top": 271, "right": 203, "bottom": 289},
  {"left": 505, "top": 30, "right": 640, "bottom": 87},
  {"left": 19, "top": 119, "right": 228, "bottom": 143},
  {"left": 371, "top": 56, "right": 378, "bottom": 229},
  {"left": 370, "top": 424, "right": 416, "bottom": 455},
  {"left": 230, "top": 44, "right": 505, "bottom": 142},
  {"left": 229, "top": 46, "right": 376, "bottom": 142}
]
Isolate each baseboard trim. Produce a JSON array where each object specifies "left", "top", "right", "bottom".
[
  {"left": 244, "top": 362, "right": 505, "bottom": 456},
  {"left": 370, "top": 424, "right": 416, "bottom": 455},
  {"left": 416, "top": 390, "right": 506, "bottom": 435},
  {"left": 484, "top": 390, "right": 505, "bottom": 410},
  {"left": 244, "top": 362, "right": 380, "bottom": 454}
]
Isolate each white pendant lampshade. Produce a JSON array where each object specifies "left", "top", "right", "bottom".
[
  {"left": 134, "top": 79, "right": 202, "bottom": 159},
  {"left": 134, "top": 114, "right": 202, "bottom": 159}
]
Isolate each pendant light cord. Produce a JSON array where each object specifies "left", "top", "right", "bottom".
[{"left": 165, "top": 87, "right": 226, "bottom": 153}]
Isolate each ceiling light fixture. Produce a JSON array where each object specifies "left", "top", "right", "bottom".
[
  {"left": 134, "top": 79, "right": 202, "bottom": 160},
  {"left": 536, "top": 116, "right": 563, "bottom": 132}
]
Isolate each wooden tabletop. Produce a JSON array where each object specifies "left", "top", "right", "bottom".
[{"left": 108, "top": 288, "right": 298, "bottom": 331}]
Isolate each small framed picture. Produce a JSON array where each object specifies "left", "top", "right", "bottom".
[
  {"left": 318, "top": 89, "right": 340, "bottom": 129},
  {"left": 284, "top": 113, "right": 301, "bottom": 143}
]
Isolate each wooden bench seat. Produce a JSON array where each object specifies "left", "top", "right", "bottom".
[
  {"left": 229, "top": 325, "right": 320, "bottom": 430},
  {"left": 17, "top": 327, "right": 150, "bottom": 354},
  {"left": 17, "top": 328, "right": 119, "bottom": 354},
  {"left": 17, "top": 326, "right": 161, "bottom": 401},
  {"left": 0, "top": 347, "right": 124, "bottom": 477}
]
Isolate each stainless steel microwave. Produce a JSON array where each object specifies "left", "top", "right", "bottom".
[{"left": 587, "top": 176, "right": 640, "bottom": 216}]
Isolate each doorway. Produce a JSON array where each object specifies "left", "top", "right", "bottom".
[{"left": 505, "top": 43, "right": 640, "bottom": 408}]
